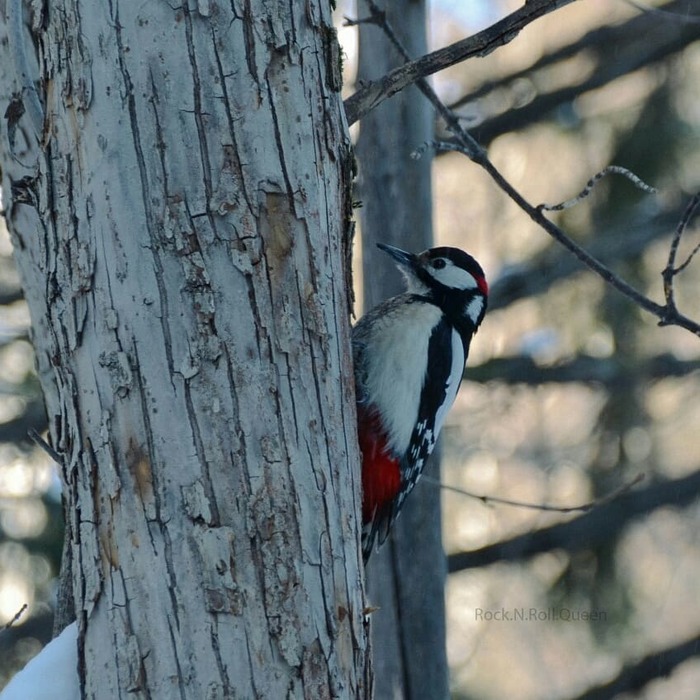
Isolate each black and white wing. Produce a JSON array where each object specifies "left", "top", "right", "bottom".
[{"left": 381, "top": 316, "right": 466, "bottom": 541}]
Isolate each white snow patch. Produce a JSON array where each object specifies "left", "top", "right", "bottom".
[{"left": 1, "top": 621, "right": 79, "bottom": 700}]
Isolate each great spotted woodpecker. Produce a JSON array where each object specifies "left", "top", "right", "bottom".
[{"left": 353, "top": 243, "right": 488, "bottom": 562}]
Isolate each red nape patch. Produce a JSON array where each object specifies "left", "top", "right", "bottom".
[{"left": 357, "top": 406, "right": 401, "bottom": 524}]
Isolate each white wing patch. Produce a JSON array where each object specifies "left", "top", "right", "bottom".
[
  {"left": 433, "top": 328, "right": 465, "bottom": 438},
  {"left": 400, "top": 327, "right": 463, "bottom": 493}
]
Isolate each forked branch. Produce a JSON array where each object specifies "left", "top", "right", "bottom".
[
  {"left": 346, "top": 3, "right": 700, "bottom": 338},
  {"left": 344, "top": 0, "right": 579, "bottom": 126},
  {"left": 662, "top": 192, "right": 700, "bottom": 317}
]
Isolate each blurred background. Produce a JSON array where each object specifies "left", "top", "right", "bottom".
[
  {"left": 345, "top": 0, "right": 700, "bottom": 698},
  {"left": 0, "top": 214, "right": 59, "bottom": 682},
  {"left": 2, "top": 0, "right": 700, "bottom": 697}
]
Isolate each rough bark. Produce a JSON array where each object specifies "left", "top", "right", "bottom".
[
  {"left": 0, "top": 1, "right": 369, "bottom": 697},
  {"left": 356, "top": 2, "right": 450, "bottom": 698}
]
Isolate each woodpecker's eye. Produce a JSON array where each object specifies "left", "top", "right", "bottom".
[{"left": 431, "top": 259, "right": 447, "bottom": 270}]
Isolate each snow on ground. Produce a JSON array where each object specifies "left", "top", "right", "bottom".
[{"left": 0, "top": 622, "right": 79, "bottom": 700}]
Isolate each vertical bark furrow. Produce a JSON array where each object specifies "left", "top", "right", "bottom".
[
  {"left": 0, "top": 1, "right": 370, "bottom": 696},
  {"left": 181, "top": 4, "right": 215, "bottom": 218}
]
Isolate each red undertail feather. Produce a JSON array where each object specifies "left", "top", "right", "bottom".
[{"left": 357, "top": 405, "right": 401, "bottom": 526}]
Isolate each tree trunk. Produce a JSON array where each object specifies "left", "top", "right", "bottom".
[
  {"left": 356, "top": 1, "right": 450, "bottom": 698},
  {"left": 0, "top": 2, "right": 370, "bottom": 697}
]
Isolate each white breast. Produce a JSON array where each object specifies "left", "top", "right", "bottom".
[{"left": 362, "top": 303, "right": 450, "bottom": 454}]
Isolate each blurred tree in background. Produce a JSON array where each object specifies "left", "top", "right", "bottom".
[
  {"left": 2, "top": 0, "right": 700, "bottom": 697},
  {"left": 345, "top": 1, "right": 700, "bottom": 698}
]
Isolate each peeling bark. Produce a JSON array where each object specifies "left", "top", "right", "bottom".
[{"left": 0, "top": 1, "right": 369, "bottom": 697}]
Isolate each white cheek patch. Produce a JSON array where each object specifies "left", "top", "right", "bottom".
[
  {"left": 432, "top": 263, "right": 478, "bottom": 290},
  {"left": 464, "top": 297, "right": 484, "bottom": 325}
]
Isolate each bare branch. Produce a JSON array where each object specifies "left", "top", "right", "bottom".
[
  {"left": 448, "top": 1, "right": 700, "bottom": 113},
  {"left": 466, "top": 353, "right": 700, "bottom": 387},
  {"left": 571, "top": 633, "right": 700, "bottom": 700},
  {"left": 1, "top": 603, "right": 28, "bottom": 632},
  {"left": 444, "top": 2, "right": 700, "bottom": 144},
  {"left": 352, "top": 1, "right": 700, "bottom": 340},
  {"left": 662, "top": 191, "right": 700, "bottom": 314},
  {"left": 447, "top": 469, "right": 700, "bottom": 573},
  {"left": 489, "top": 208, "right": 680, "bottom": 311},
  {"left": 425, "top": 473, "right": 644, "bottom": 514},
  {"left": 343, "top": 0, "right": 579, "bottom": 126},
  {"left": 538, "top": 166, "right": 656, "bottom": 212},
  {"left": 28, "top": 427, "right": 63, "bottom": 464},
  {"left": 432, "top": 139, "right": 700, "bottom": 336}
]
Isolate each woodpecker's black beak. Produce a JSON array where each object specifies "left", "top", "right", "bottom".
[{"left": 377, "top": 243, "right": 418, "bottom": 272}]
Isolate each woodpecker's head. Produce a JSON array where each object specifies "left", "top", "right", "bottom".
[{"left": 378, "top": 242, "right": 488, "bottom": 328}]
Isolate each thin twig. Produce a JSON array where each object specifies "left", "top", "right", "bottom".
[
  {"left": 432, "top": 140, "right": 700, "bottom": 334},
  {"left": 538, "top": 166, "right": 657, "bottom": 212},
  {"left": 343, "top": 13, "right": 382, "bottom": 29},
  {"left": 423, "top": 473, "right": 644, "bottom": 514},
  {"left": 2, "top": 603, "right": 28, "bottom": 632},
  {"left": 354, "top": 7, "right": 700, "bottom": 338},
  {"left": 28, "top": 428, "right": 63, "bottom": 464},
  {"left": 447, "top": 470, "right": 700, "bottom": 572},
  {"left": 662, "top": 192, "right": 700, "bottom": 313},
  {"left": 675, "top": 236, "right": 700, "bottom": 274},
  {"left": 662, "top": 192, "right": 700, "bottom": 274},
  {"left": 343, "top": 0, "right": 579, "bottom": 125}
]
